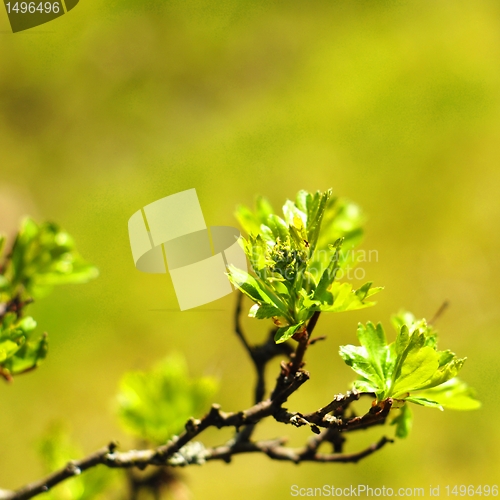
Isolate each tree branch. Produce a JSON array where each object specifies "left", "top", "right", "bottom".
[
  {"left": 1, "top": 387, "right": 394, "bottom": 500},
  {"left": 234, "top": 292, "right": 293, "bottom": 404},
  {"left": 1, "top": 296, "right": 394, "bottom": 499},
  {"left": 0, "top": 432, "right": 394, "bottom": 500}
]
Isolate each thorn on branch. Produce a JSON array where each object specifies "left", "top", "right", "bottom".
[
  {"left": 308, "top": 336, "right": 326, "bottom": 345},
  {"left": 429, "top": 300, "right": 449, "bottom": 326}
]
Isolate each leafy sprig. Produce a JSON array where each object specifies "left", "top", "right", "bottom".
[
  {"left": 229, "top": 190, "right": 382, "bottom": 343},
  {"left": 0, "top": 192, "right": 482, "bottom": 498},
  {"left": 0, "top": 217, "right": 97, "bottom": 381},
  {"left": 339, "top": 311, "right": 480, "bottom": 438}
]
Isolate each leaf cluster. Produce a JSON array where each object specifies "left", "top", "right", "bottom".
[
  {"left": 0, "top": 218, "right": 98, "bottom": 380},
  {"left": 339, "top": 311, "right": 480, "bottom": 437},
  {"left": 229, "top": 190, "right": 382, "bottom": 343}
]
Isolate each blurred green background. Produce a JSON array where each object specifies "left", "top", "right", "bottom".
[{"left": 1, "top": 0, "right": 499, "bottom": 497}]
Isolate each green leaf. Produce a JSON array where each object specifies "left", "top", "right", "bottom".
[
  {"left": 18, "top": 315, "right": 37, "bottom": 333},
  {"left": 0, "top": 314, "right": 48, "bottom": 377},
  {"left": 390, "top": 328, "right": 426, "bottom": 387},
  {"left": 282, "top": 200, "right": 307, "bottom": 227},
  {"left": 267, "top": 214, "right": 289, "bottom": 241},
  {"left": 228, "top": 265, "right": 291, "bottom": 320},
  {"left": 0, "top": 217, "right": 97, "bottom": 381},
  {"left": 316, "top": 282, "right": 382, "bottom": 313},
  {"left": 404, "top": 396, "right": 443, "bottom": 410},
  {"left": 313, "top": 239, "right": 343, "bottom": 302},
  {"left": 242, "top": 234, "right": 268, "bottom": 271},
  {"left": 235, "top": 196, "right": 276, "bottom": 237},
  {"left": 228, "top": 266, "right": 268, "bottom": 303},
  {"left": 1, "top": 332, "right": 48, "bottom": 375},
  {"left": 417, "top": 378, "right": 481, "bottom": 410},
  {"left": 395, "top": 324, "right": 411, "bottom": 356},
  {"left": 339, "top": 344, "right": 383, "bottom": 392},
  {"left": 353, "top": 378, "right": 379, "bottom": 394},
  {"left": 391, "top": 311, "right": 417, "bottom": 334},
  {"left": 235, "top": 204, "right": 260, "bottom": 236},
  {"left": 249, "top": 303, "right": 283, "bottom": 319},
  {"left": 341, "top": 310, "right": 478, "bottom": 412},
  {"left": 392, "top": 403, "right": 413, "bottom": 438},
  {"left": 392, "top": 346, "right": 440, "bottom": 397},
  {"left": 256, "top": 196, "right": 276, "bottom": 221},
  {"left": 357, "top": 322, "right": 388, "bottom": 382},
  {"left": 274, "top": 323, "right": 304, "bottom": 344},
  {"left": 295, "top": 190, "right": 311, "bottom": 213},
  {"left": 304, "top": 190, "right": 330, "bottom": 251},
  {"left": 417, "top": 357, "right": 466, "bottom": 391},
  {"left": 0, "top": 339, "right": 21, "bottom": 363},
  {"left": 355, "top": 281, "right": 374, "bottom": 301},
  {"left": 5, "top": 217, "right": 98, "bottom": 299}
]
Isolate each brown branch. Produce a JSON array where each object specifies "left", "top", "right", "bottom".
[
  {"left": 274, "top": 397, "right": 393, "bottom": 433},
  {"left": 428, "top": 301, "right": 449, "bottom": 326},
  {"left": 289, "top": 311, "right": 321, "bottom": 374},
  {"left": 0, "top": 443, "right": 117, "bottom": 500},
  {"left": 1, "top": 384, "right": 394, "bottom": 500},
  {"left": 0, "top": 295, "right": 33, "bottom": 321},
  {"left": 1, "top": 432, "right": 394, "bottom": 499},
  {"left": 2, "top": 295, "right": 394, "bottom": 499},
  {"left": 233, "top": 293, "right": 295, "bottom": 443},
  {"left": 234, "top": 292, "right": 294, "bottom": 404},
  {"left": 204, "top": 435, "right": 393, "bottom": 464},
  {"left": 302, "top": 390, "right": 361, "bottom": 422},
  {"left": 271, "top": 311, "right": 321, "bottom": 400},
  {"left": 1, "top": 433, "right": 394, "bottom": 500}
]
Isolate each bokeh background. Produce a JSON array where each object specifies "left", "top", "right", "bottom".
[{"left": 1, "top": 0, "right": 499, "bottom": 497}]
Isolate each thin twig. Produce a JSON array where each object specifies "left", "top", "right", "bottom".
[
  {"left": 428, "top": 301, "right": 449, "bottom": 326},
  {"left": 1, "top": 385, "right": 392, "bottom": 499},
  {"left": 1, "top": 295, "right": 394, "bottom": 499},
  {"left": 234, "top": 292, "right": 252, "bottom": 354},
  {"left": 289, "top": 311, "right": 321, "bottom": 374},
  {"left": 205, "top": 435, "right": 393, "bottom": 464}
]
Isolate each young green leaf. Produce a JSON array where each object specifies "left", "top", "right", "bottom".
[
  {"left": 232, "top": 190, "right": 378, "bottom": 343},
  {"left": 314, "top": 282, "right": 383, "bottom": 313},
  {"left": 404, "top": 396, "right": 443, "bottom": 410},
  {"left": 1, "top": 218, "right": 97, "bottom": 380},
  {"left": 339, "top": 344, "right": 384, "bottom": 396},
  {"left": 274, "top": 323, "right": 305, "bottom": 344},
  {"left": 391, "top": 346, "right": 440, "bottom": 398},
  {"left": 228, "top": 265, "right": 291, "bottom": 321},
  {"left": 1, "top": 333, "right": 48, "bottom": 376},
  {"left": 417, "top": 378, "right": 481, "bottom": 410},
  {"left": 356, "top": 322, "right": 388, "bottom": 383},
  {"left": 5, "top": 218, "right": 98, "bottom": 299},
  {"left": 392, "top": 403, "right": 413, "bottom": 438},
  {"left": 340, "top": 311, "right": 480, "bottom": 420},
  {"left": 313, "top": 238, "right": 343, "bottom": 302},
  {"left": 249, "top": 303, "right": 283, "bottom": 319}
]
